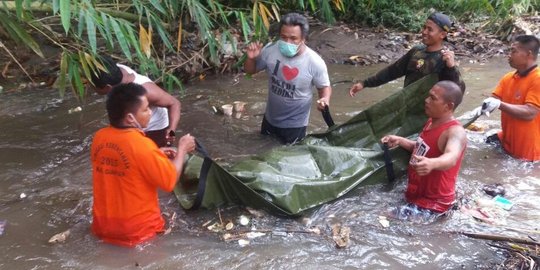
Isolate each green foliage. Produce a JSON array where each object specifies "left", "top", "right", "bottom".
[
  {"left": 8, "top": 0, "right": 537, "bottom": 100},
  {"left": 339, "top": 0, "right": 540, "bottom": 31},
  {"left": 0, "top": 0, "right": 346, "bottom": 101}
]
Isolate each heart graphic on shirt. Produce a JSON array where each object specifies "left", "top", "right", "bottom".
[{"left": 282, "top": 65, "right": 299, "bottom": 81}]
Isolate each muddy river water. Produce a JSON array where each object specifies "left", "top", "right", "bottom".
[{"left": 1, "top": 57, "right": 539, "bottom": 269}]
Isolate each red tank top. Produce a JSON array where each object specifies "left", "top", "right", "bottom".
[{"left": 406, "top": 118, "right": 464, "bottom": 213}]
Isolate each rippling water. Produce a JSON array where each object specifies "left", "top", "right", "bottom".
[{"left": 1, "top": 58, "right": 539, "bottom": 269}]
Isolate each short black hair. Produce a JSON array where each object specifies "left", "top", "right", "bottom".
[
  {"left": 515, "top": 35, "right": 540, "bottom": 60},
  {"left": 437, "top": 80, "right": 463, "bottom": 110},
  {"left": 280, "top": 13, "right": 309, "bottom": 39},
  {"left": 106, "top": 83, "right": 146, "bottom": 128},
  {"left": 90, "top": 56, "right": 123, "bottom": 89}
]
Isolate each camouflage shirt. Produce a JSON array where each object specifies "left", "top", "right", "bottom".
[{"left": 362, "top": 44, "right": 465, "bottom": 91}]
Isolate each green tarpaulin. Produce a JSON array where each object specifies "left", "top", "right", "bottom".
[{"left": 175, "top": 74, "right": 450, "bottom": 216}]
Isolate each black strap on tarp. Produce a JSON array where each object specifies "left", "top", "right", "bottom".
[
  {"left": 187, "top": 139, "right": 212, "bottom": 210},
  {"left": 322, "top": 105, "right": 335, "bottom": 127},
  {"left": 382, "top": 143, "right": 395, "bottom": 183}
]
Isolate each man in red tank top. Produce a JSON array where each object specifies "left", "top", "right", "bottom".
[{"left": 382, "top": 81, "right": 467, "bottom": 222}]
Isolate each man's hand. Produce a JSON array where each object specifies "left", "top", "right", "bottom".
[
  {"left": 349, "top": 82, "right": 364, "bottom": 97},
  {"left": 316, "top": 98, "right": 329, "bottom": 111},
  {"left": 381, "top": 135, "right": 402, "bottom": 148},
  {"left": 441, "top": 49, "right": 455, "bottom": 68},
  {"left": 410, "top": 155, "right": 435, "bottom": 176},
  {"left": 471, "top": 106, "right": 482, "bottom": 117},
  {"left": 160, "top": 147, "right": 177, "bottom": 159},
  {"left": 481, "top": 97, "right": 501, "bottom": 117},
  {"left": 246, "top": 41, "right": 263, "bottom": 60},
  {"left": 177, "top": 134, "right": 196, "bottom": 154}
]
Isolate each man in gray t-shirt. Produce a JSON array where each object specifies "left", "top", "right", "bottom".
[{"left": 244, "top": 12, "right": 332, "bottom": 144}]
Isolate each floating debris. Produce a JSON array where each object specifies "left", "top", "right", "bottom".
[
  {"left": 246, "top": 232, "right": 266, "bottom": 239},
  {"left": 0, "top": 220, "right": 6, "bottom": 235},
  {"left": 331, "top": 224, "right": 351, "bottom": 248},
  {"left": 207, "top": 223, "right": 223, "bottom": 232},
  {"left": 225, "top": 222, "right": 234, "bottom": 231},
  {"left": 238, "top": 239, "right": 250, "bottom": 247},
  {"left": 19, "top": 193, "right": 26, "bottom": 199},
  {"left": 238, "top": 215, "right": 250, "bottom": 226},
  {"left": 307, "top": 227, "right": 321, "bottom": 235},
  {"left": 68, "top": 106, "right": 82, "bottom": 114},
  {"left": 48, "top": 229, "right": 70, "bottom": 244},
  {"left": 378, "top": 216, "right": 390, "bottom": 228},
  {"left": 466, "top": 122, "right": 486, "bottom": 133}
]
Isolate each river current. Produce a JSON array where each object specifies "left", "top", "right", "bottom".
[{"left": 0, "top": 58, "right": 539, "bottom": 269}]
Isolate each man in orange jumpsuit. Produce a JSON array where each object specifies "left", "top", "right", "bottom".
[
  {"left": 475, "top": 35, "right": 540, "bottom": 161},
  {"left": 91, "top": 83, "right": 195, "bottom": 247}
]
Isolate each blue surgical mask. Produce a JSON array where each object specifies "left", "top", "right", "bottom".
[{"left": 278, "top": 40, "right": 300, "bottom": 57}]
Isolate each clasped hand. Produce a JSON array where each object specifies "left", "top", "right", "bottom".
[{"left": 472, "top": 97, "right": 501, "bottom": 117}]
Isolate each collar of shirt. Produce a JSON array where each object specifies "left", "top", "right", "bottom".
[{"left": 515, "top": 64, "right": 538, "bottom": 77}]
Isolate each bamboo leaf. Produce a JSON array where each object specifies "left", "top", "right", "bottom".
[
  {"left": 164, "top": 73, "right": 183, "bottom": 94},
  {"left": 149, "top": 0, "right": 166, "bottom": 14},
  {"left": 271, "top": 4, "right": 280, "bottom": 22},
  {"left": 100, "top": 13, "right": 115, "bottom": 49},
  {"left": 58, "top": 52, "right": 69, "bottom": 97},
  {"left": 139, "top": 24, "right": 152, "bottom": 58},
  {"left": 258, "top": 2, "right": 270, "bottom": 30},
  {"left": 69, "top": 59, "right": 85, "bottom": 101},
  {"left": 88, "top": 54, "right": 105, "bottom": 73},
  {"left": 85, "top": 11, "right": 97, "bottom": 53},
  {"left": 151, "top": 16, "right": 173, "bottom": 50},
  {"left": 308, "top": 0, "right": 316, "bottom": 11},
  {"left": 238, "top": 12, "right": 250, "bottom": 42},
  {"left": 77, "top": 8, "right": 84, "bottom": 37},
  {"left": 110, "top": 19, "right": 132, "bottom": 61},
  {"left": 78, "top": 51, "right": 92, "bottom": 85},
  {"left": 83, "top": 52, "right": 100, "bottom": 75},
  {"left": 59, "top": 0, "right": 71, "bottom": 33},
  {"left": 0, "top": 15, "right": 44, "bottom": 58},
  {"left": 252, "top": 1, "right": 258, "bottom": 26},
  {"left": 15, "top": 0, "right": 22, "bottom": 19},
  {"left": 125, "top": 24, "right": 144, "bottom": 60},
  {"left": 52, "top": 0, "right": 59, "bottom": 14}
]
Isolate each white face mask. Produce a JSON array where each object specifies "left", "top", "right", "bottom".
[{"left": 128, "top": 113, "right": 143, "bottom": 130}]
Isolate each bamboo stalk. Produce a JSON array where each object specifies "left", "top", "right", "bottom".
[{"left": 458, "top": 231, "right": 540, "bottom": 246}]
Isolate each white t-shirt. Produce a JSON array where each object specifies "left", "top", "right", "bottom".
[
  {"left": 255, "top": 43, "right": 330, "bottom": 128},
  {"left": 117, "top": 64, "right": 169, "bottom": 131}
]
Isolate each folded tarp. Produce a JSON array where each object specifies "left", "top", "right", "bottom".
[{"left": 174, "top": 74, "right": 440, "bottom": 216}]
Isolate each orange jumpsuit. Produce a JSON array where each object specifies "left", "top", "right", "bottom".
[
  {"left": 91, "top": 127, "right": 176, "bottom": 247},
  {"left": 493, "top": 66, "right": 540, "bottom": 161}
]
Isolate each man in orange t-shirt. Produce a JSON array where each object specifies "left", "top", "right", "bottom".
[
  {"left": 475, "top": 35, "right": 540, "bottom": 161},
  {"left": 91, "top": 83, "right": 195, "bottom": 247}
]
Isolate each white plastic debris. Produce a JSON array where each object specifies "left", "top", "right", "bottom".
[
  {"left": 19, "top": 193, "right": 26, "bottom": 199},
  {"left": 246, "top": 232, "right": 266, "bottom": 239},
  {"left": 68, "top": 106, "right": 82, "bottom": 114},
  {"left": 238, "top": 215, "right": 250, "bottom": 226},
  {"left": 48, "top": 229, "right": 70, "bottom": 244},
  {"left": 378, "top": 216, "right": 390, "bottom": 228},
  {"left": 238, "top": 239, "right": 250, "bottom": 247}
]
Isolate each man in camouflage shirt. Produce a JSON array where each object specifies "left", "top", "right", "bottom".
[{"left": 349, "top": 12, "right": 465, "bottom": 96}]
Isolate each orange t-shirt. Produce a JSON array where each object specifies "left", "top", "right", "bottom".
[
  {"left": 90, "top": 127, "right": 176, "bottom": 247},
  {"left": 493, "top": 67, "right": 540, "bottom": 161}
]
